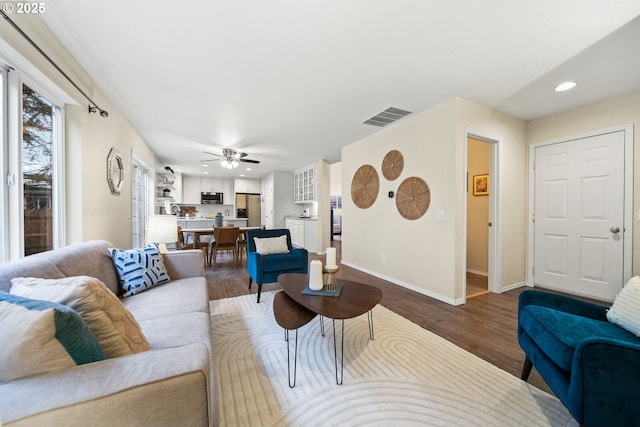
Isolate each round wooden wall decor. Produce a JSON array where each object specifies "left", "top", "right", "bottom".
[
  {"left": 351, "top": 164, "right": 379, "bottom": 209},
  {"left": 396, "top": 177, "right": 430, "bottom": 220},
  {"left": 381, "top": 150, "right": 404, "bottom": 181}
]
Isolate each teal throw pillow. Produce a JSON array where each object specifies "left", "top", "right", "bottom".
[
  {"left": 109, "top": 243, "right": 170, "bottom": 298},
  {"left": 0, "top": 291, "right": 105, "bottom": 381}
]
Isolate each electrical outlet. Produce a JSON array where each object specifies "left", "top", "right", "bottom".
[
  {"left": 435, "top": 210, "right": 445, "bottom": 221},
  {"left": 381, "top": 254, "right": 387, "bottom": 263}
]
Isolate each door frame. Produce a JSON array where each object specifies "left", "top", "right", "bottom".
[
  {"left": 463, "top": 129, "right": 502, "bottom": 300},
  {"left": 527, "top": 124, "right": 634, "bottom": 290}
]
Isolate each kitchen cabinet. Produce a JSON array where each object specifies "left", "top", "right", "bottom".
[
  {"left": 304, "top": 220, "right": 318, "bottom": 253},
  {"left": 286, "top": 219, "right": 304, "bottom": 248},
  {"left": 293, "top": 164, "right": 315, "bottom": 203},
  {"left": 234, "top": 178, "right": 260, "bottom": 194},
  {"left": 222, "top": 179, "right": 233, "bottom": 204},
  {"left": 182, "top": 177, "right": 232, "bottom": 205},
  {"left": 182, "top": 176, "right": 201, "bottom": 204},
  {"left": 286, "top": 218, "right": 318, "bottom": 251},
  {"left": 200, "top": 178, "right": 215, "bottom": 193}
]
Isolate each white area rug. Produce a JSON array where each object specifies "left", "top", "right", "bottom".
[{"left": 211, "top": 292, "right": 577, "bottom": 427}]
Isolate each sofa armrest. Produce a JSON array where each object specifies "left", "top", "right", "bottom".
[
  {"left": 570, "top": 337, "right": 640, "bottom": 426},
  {"left": 519, "top": 289, "right": 608, "bottom": 321},
  {"left": 163, "top": 249, "right": 205, "bottom": 280},
  {"left": 290, "top": 247, "right": 308, "bottom": 259},
  {"left": 0, "top": 343, "right": 212, "bottom": 427}
]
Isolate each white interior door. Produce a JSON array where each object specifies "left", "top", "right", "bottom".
[{"left": 533, "top": 130, "right": 625, "bottom": 301}]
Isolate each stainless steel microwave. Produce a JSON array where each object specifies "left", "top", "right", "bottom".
[{"left": 201, "top": 192, "right": 223, "bottom": 204}]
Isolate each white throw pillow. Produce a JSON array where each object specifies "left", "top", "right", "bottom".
[
  {"left": 11, "top": 276, "right": 150, "bottom": 358},
  {"left": 253, "top": 235, "right": 290, "bottom": 255},
  {"left": 607, "top": 275, "right": 640, "bottom": 337}
]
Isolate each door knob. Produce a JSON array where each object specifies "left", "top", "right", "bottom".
[{"left": 610, "top": 227, "right": 620, "bottom": 234}]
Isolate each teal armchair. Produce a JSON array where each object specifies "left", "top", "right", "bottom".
[
  {"left": 518, "top": 289, "right": 640, "bottom": 426},
  {"left": 246, "top": 229, "right": 308, "bottom": 303}
]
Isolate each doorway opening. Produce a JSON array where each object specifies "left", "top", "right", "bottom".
[{"left": 464, "top": 131, "right": 500, "bottom": 301}]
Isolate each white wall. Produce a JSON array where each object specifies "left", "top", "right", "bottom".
[
  {"left": 1, "top": 14, "right": 159, "bottom": 249},
  {"left": 527, "top": 90, "right": 640, "bottom": 275},
  {"left": 330, "top": 162, "right": 342, "bottom": 197},
  {"left": 342, "top": 97, "right": 527, "bottom": 304}
]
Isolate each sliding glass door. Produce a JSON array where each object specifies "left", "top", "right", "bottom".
[{"left": 0, "top": 65, "right": 64, "bottom": 261}]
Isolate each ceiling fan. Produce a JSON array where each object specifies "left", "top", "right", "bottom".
[{"left": 201, "top": 148, "right": 260, "bottom": 169}]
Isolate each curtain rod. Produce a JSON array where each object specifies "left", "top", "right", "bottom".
[{"left": 0, "top": 10, "right": 109, "bottom": 117}]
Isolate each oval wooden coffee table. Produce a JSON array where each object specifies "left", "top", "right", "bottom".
[{"left": 278, "top": 273, "right": 383, "bottom": 384}]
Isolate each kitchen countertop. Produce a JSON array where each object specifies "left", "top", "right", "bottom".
[{"left": 177, "top": 217, "right": 248, "bottom": 221}]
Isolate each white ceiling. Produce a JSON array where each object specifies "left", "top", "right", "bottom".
[{"left": 40, "top": 1, "right": 640, "bottom": 179}]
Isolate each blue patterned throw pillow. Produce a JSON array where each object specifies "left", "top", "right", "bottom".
[{"left": 109, "top": 243, "right": 170, "bottom": 297}]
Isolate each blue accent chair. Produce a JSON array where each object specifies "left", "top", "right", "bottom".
[
  {"left": 246, "top": 229, "right": 308, "bottom": 303},
  {"left": 518, "top": 289, "right": 640, "bottom": 427}
]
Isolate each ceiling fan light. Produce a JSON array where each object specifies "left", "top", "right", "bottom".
[
  {"left": 231, "top": 160, "right": 239, "bottom": 168},
  {"left": 220, "top": 159, "right": 229, "bottom": 168}
]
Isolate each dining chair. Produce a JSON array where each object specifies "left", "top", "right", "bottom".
[
  {"left": 177, "top": 226, "right": 209, "bottom": 259},
  {"left": 237, "top": 230, "right": 247, "bottom": 264},
  {"left": 209, "top": 226, "right": 240, "bottom": 269}
]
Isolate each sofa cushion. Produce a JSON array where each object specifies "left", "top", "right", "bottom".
[
  {"left": 253, "top": 235, "right": 289, "bottom": 255},
  {"left": 0, "top": 291, "right": 105, "bottom": 381},
  {"left": 519, "top": 304, "right": 637, "bottom": 371},
  {"left": 607, "top": 276, "right": 640, "bottom": 336},
  {"left": 10, "top": 276, "right": 150, "bottom": 358},
  {"left": 109, "top": 244, "right": 170, "bottom": 297},
  {"left": 122, "top": 277, "right": 209, "bottom": 322},
  {"left": 139, "top": 311, "right": 212, "bottom": 352}
]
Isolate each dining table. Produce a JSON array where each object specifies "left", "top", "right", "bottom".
[{"left": 180, "top": 226, "right": 261, "bottom": 265}]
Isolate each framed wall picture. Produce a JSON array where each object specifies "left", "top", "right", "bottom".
[{"left": 473, "top": 174, "right": 489, "bottom": 196}]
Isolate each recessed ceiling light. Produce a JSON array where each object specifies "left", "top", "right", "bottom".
[
  {"left": 203, "top": 171, "right": 208, "bottom": 175},
  {"left": 555, "top": 81, "right": 577, "bottom": 92},
  {"left": 246, "top": 167, "right": 252, "bottom": 171},
  {"left": 202, "top": 164, "right": 208, "bottom": 168}
]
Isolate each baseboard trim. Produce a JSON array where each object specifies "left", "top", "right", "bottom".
[
  {"left": 340, "top": 261, "right": 460, "bottom": 306},
  {"left": 466, "top": 269, "right": 488, "bottom": 277}
]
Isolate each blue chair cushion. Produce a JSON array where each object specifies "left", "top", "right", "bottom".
[
  {"left": 519, "top": 305, "right": 638, "bottom": 371},
  {"left": 262, "top": 253, "right": 306, "bottom": 273}
]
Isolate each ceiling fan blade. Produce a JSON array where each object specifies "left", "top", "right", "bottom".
[
  {"left": 203, "top": 151, "right": 223, "bottom": 158},
  {"left": 200, "top": 158, "right": 220, "bottom": 162},
  {"left": 240, "top": 158, "right": 260, "bottom": 164}
]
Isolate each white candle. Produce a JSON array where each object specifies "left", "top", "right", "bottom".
[
  {"left": 308, "top": 260, "right": 324, "bottom": 291},
  {"left": 326, "top": 247, "right": 337, "bottom": 269}
]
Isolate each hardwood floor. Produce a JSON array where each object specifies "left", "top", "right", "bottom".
[{"left": 205, "top": 241, "right": 587, "bottom": 395}]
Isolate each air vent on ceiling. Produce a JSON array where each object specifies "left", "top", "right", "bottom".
[{"left": 363, "top": 107, "right": 412, "bottom": 127}]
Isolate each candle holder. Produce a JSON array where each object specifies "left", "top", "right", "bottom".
[{"left": 323, "top": 266, "right": 339, "bottom": 292}]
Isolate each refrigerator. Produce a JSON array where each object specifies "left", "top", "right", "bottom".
[{"left": 235, "top": 193, "right": 261, "bottom": 227}]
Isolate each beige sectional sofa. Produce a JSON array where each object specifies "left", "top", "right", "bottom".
[{"left": 0, "top": 240, "right": 216, "bottom": 427}]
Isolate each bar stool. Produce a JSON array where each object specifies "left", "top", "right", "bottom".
[{"left": 272, "top": 291, "right": 317, "bottom": 387}]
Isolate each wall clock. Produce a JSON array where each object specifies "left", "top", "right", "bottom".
[
  {"left": 351, "top": 164, "right": 379, "bottom": 209},
  {"left": 107, "top": 148, "right": 124, "bottom": 195},
  {"left": 396, "top": 176, "right": 430, "bottom": 220},
  {"left": 381, "top": 150, "right": 404, "bottom": 181}
]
